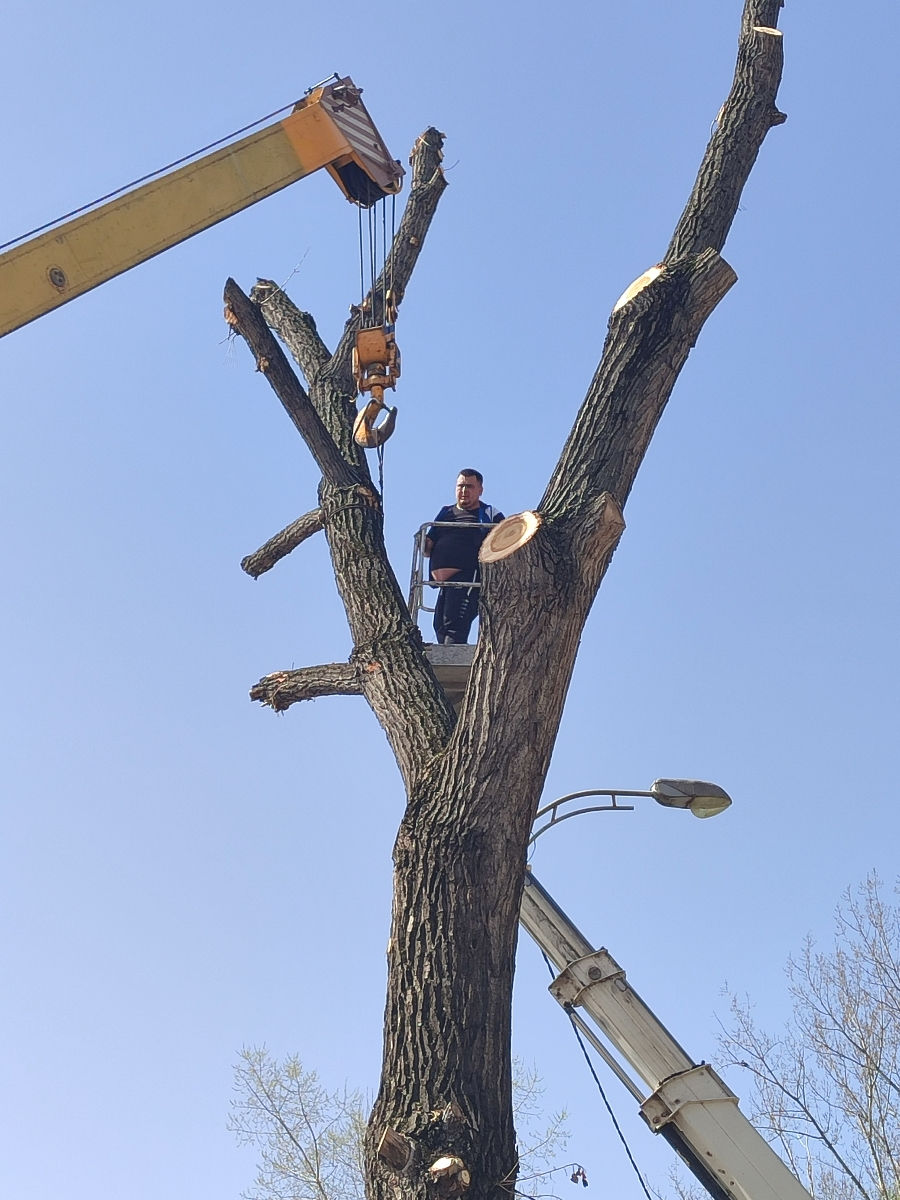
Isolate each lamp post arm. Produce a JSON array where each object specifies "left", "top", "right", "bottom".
[{"left": 530, "top": 789, "right": 651, "bottom": 846}]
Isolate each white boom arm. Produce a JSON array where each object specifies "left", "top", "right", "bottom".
[{"left": 520, "top": 871, "right": 812, "bottom": 1200}]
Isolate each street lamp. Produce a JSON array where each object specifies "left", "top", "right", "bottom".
[{"left": 530, "top": 778, "right": 731, "bottom": 845}]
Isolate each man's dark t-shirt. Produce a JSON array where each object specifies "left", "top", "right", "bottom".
[{"left": 427, "top": 503, "right": 504, "bottom": 577}]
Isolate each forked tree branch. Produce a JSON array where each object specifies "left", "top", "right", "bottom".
[
  {"left": 248, "top": 129, "right": 448, "bottom": 468},
  {"left": 228, "top": 131, "right": 457, "bottom": 785},
  {"left": 248, "top": 279, "right": 369, "bottom": 472},
  {"left": 224, "top": 279, "right": 359, "bottom": 489}
]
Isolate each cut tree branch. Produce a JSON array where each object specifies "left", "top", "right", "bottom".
[
  {"left": 251, "top": 282, "right": 332, "bottom": 387},
  {"left": 224, "top": 277, "right": 359, "bottom": 490},
  {"left": 540, "top": 248, "right": 737, "bottom": 519},
  {"left": 251, "top": 276, "right": 369, "bottom": 472},
  {"left": 536, "top": 6, "right": 786, "bottom": 527},
  {"left": 241, "top": 508, "right": 325, "bottom": 578},
  {"left": 250, "top": 663, "right": 362, "bottom": 709},
  {"left": 666, "top": 5, "right": 786, "bottom": 260}
]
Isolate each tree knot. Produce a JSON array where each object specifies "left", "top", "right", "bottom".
[{"left": 319, "top": 482, "right": 382, "bottom": 520}]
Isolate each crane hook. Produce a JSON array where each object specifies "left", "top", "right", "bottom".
[{"left": 353, "top": 396, "right": 397, "bottom": 448}]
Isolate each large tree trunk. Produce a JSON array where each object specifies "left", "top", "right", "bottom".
[{"left": 225, "top": 7, "right": 787, "bottom": 1200}]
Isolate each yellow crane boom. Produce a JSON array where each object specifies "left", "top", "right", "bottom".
[{"left": 0, "top": 76, "right": 403, "bottom": 338}]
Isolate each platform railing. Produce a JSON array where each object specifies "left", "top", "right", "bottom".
[{"left": 407, "top": 521, "right": 483, "bottom": 627}]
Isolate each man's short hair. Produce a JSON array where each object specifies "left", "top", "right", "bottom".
[{"left": 458, "top": 468, "right": 483, "bottom": 484}]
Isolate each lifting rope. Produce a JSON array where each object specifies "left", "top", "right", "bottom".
[{"left": 352, "top": 193, "right": 400, "bottom": 466}]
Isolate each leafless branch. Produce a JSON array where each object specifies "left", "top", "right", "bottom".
[
  {"left": 250, "top": 663, "right": 362, "bottom": 710},
  {"left": 242, "top": 508, "right": 325, "bottom": 578},
  {"left": 667, "top": 3, "right": 787, "bottom": 259},
  {"left": 224, "top": 278, "right": 359, "bottom": 489},
  {"left": 252, "top": 281, "right": 332, "bottom": 386}
]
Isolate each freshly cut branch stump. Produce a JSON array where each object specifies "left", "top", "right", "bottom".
[
  {"left": 427, "top": 1155, "right": 471, "bottom": 1197},
  {"left": 377, "top": 1126, "right": 413, "bottom": 1171},
  {"left": 479, "top": 511, "right": 541, "bottom": 563},
  {"left": 613, "top": 265, "right": 664, "bottom": 312}
]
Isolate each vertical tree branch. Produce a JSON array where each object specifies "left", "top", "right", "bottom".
[
  {"left": 667, "top": 5, "right": 786, "bottom": 260},
  {"left": 328, "top": 129, "right": 448, "bottom": 392}
]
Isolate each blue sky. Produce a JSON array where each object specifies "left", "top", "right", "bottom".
[{"left": 1, "top": 2, "right": 898, "bottom": 1198}]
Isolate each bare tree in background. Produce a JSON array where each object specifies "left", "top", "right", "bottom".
[
  {"left": 231, "top": 1049, "right": 368, "bottom": 1200},
  {"left": 720, "top": 874, "right": 900, "bottom": 1200},
  {"left": 225, "top": 5, "right": 787, "bottom": 1200},
  {"left": 230, "top": 1050, "right": 570, "bottom": 1200}
]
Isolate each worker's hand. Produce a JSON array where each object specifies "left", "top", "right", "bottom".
[{"left": 424, "top": 538, "right": 434, "bottom": 556}]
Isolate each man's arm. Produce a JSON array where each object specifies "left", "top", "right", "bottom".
[{"left": 424, "top": 506, "right": 451, "bottom": 556}]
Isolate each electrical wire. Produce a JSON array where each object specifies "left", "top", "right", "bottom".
[
  {"left": 0, "top": 101, "right": 299, "bottom": 253},
  {"left": 539, "top": 949, "right": 656, "bottom": 1200}
]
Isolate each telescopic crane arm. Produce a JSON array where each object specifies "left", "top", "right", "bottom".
[
  {"left": 0, "top": 76, "right": 403, "bottom": 338},
  {"left": 520, "top": 870, "right": 813, "bottom": 1200}
]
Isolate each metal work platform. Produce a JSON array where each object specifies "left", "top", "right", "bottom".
[
  {"left": 424, "top": 643, "right": 475, "bottom": 707},
  {"left": 410, "top": 523, "right": 481, "bottom": 707}
]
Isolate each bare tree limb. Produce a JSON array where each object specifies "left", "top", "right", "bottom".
[
  {"left": 539, "top": 0, "right": 787, "bottom": 524},
  {"left": 250, "top": 663, "right": 362, "bottom": 709},
  {"left": 242, "top": 508, "right": 325, "bottom": 578},
  {"left": 247, "top": 131, "right": 448, "bottom": 476},
  {"left": 537, "top": 0, "right": 785, "bottom": 524},
  {"left": 224, "top": 278, "right": 359, "bottom": 489},
  {"left": 540, "top": 249, "right": 737, "bottom": 520},
  {"left": 666, "top": 6, "right": 786, "bottom": 260},
  {"left": 251, "top": 275, "right": 370, "bottom": 472},
  {"left": 251, "top": 281, "right": 332, "bottom": 386}
]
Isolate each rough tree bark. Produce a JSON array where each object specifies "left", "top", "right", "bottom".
[{"left": 225, "top": 7, "right": 786, "bottom": 1200}]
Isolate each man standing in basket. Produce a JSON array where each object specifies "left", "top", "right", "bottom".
[{"left": 424, "top": 469, "right": 504, "bottom": 645}]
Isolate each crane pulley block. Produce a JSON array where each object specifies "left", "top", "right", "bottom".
[
  {"left": 353, "top": 325, "right": 401, "bottom": 392},
  {"left": 352, "top": 325, "right": 401, "bottom": 448}
]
